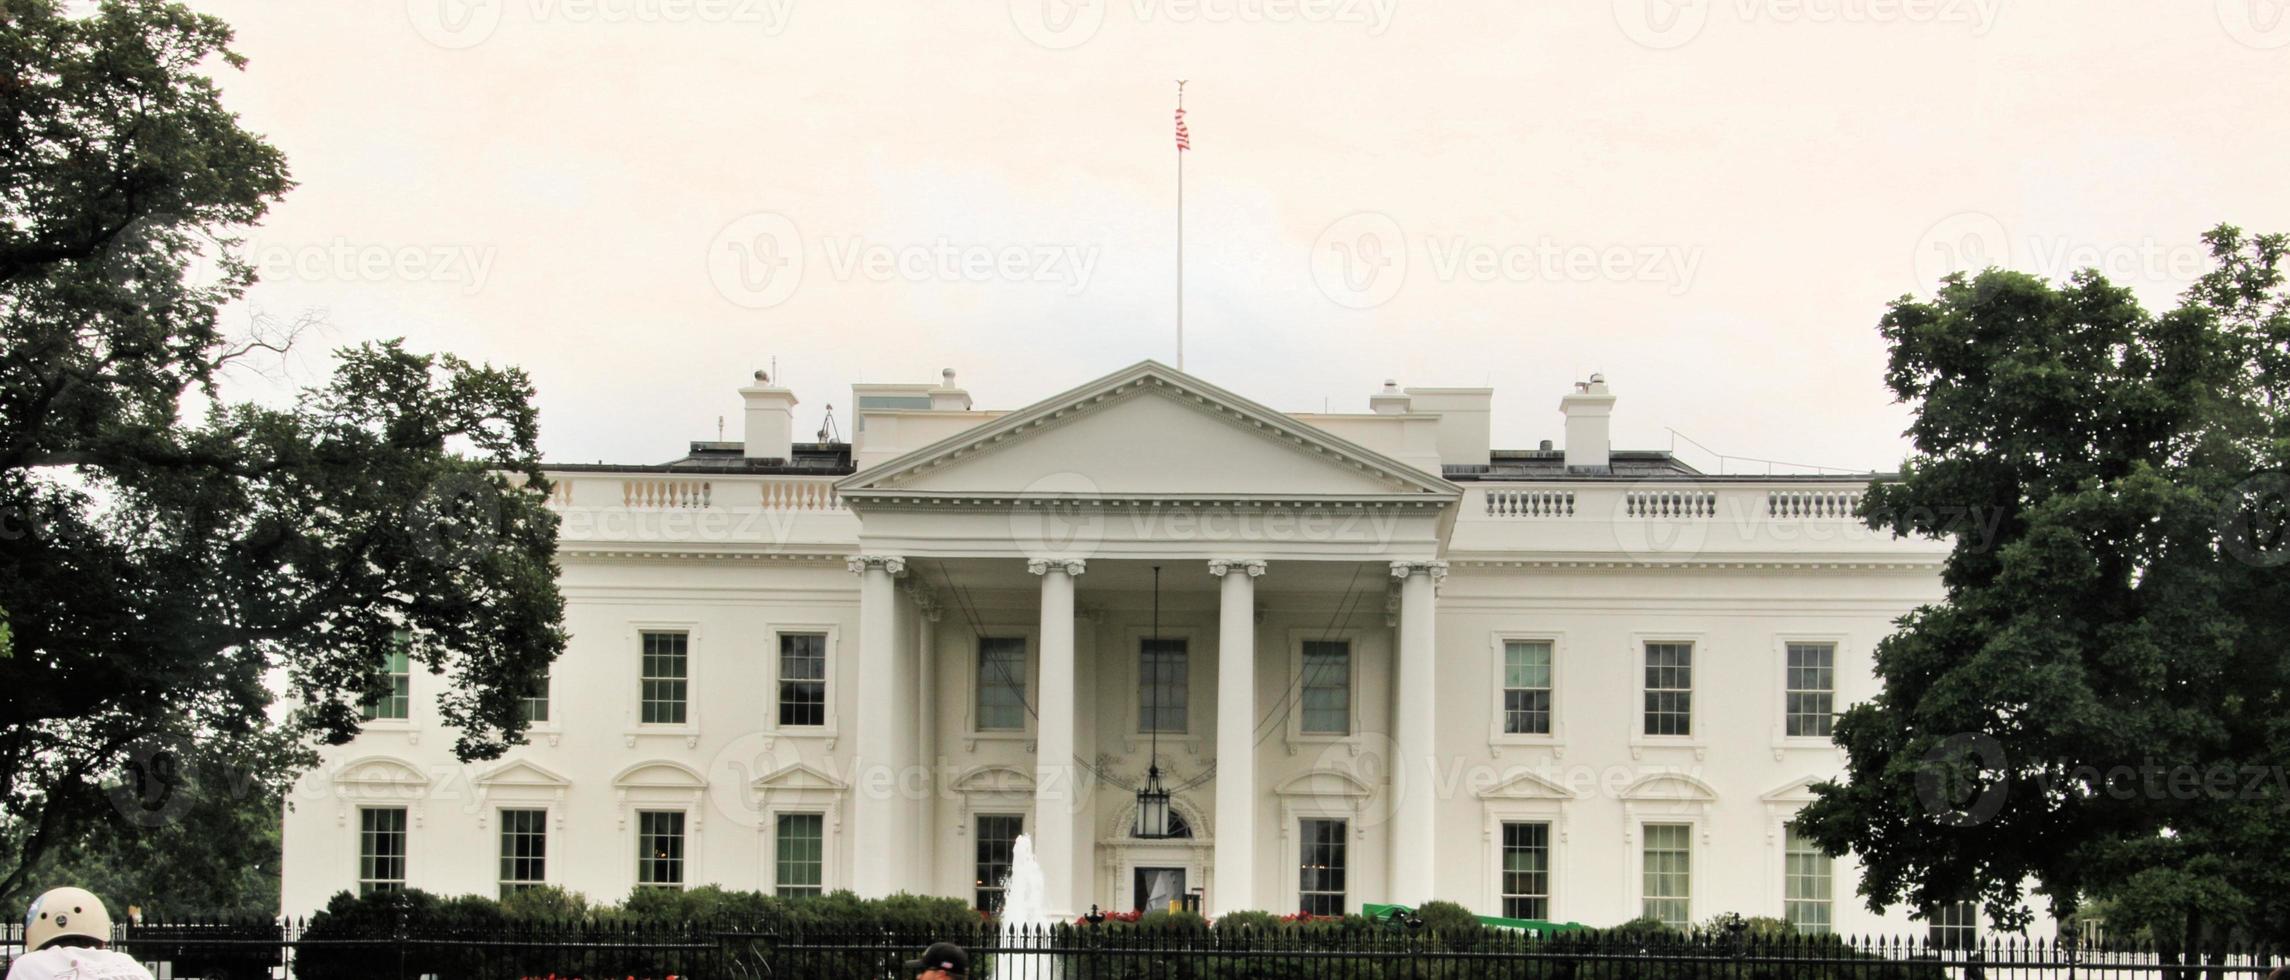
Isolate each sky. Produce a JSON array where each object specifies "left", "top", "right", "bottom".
[{"left": 189, "top": 0, "right": 2290, "bottom": 474}]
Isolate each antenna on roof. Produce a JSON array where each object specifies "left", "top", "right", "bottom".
[
  {"left": 717, "top": 415, "right": 724, "bottom": 442},
  {"left": 818, "top": 404, "right": 840, "bottom": 444}
]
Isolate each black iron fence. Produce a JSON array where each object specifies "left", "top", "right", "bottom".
[{"left": 3, "top": 919, "right": 2281, "bottom": 979}]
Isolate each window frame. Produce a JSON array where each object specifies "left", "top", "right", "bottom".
[
  {"left": 772, "top": 811, "right": 827, "bottom": 899},
  {"left": 1286, "top": 628, "right": 1368, "bottom": 748},
  {"left": 973, "top": 812, "right": 1025, "bottom": 913},
  {"left": 1488, "top": 632, "right": 1566, "bottom": 753},
  {"left": 1638, "top": 822, "right": 1694, "bottom": 929},
  {"left": 1296, "top": 817, "right": 1350, "bottom": 917},
  {"left": 360, "top": 638, "right": 414, "bottom": 724},
  {"left": 1137, "top": 634, "right": 1193, "bottom": 736},
  {"left": 770, "top": 625, "right": 839, "bottom": 737},
  {"left": 1119, "top": 625, "right": 1205, "bottom": 749},
  {"left": 1497, "top": 820, "right": 1554, "bottom": 921},
  {"left": 969, "top": 629, "right": 1037, "bottom": 740},
  {"left": 634, "top": 808, "right": 689, "bottom": 891},
  {"left": 357, "top": 806, "right": 409, "bottom": 896},
  {"left": 498, "top": 807, "right": 548, "bottom": 898},
  {"left": 1629, "top": 632, "right": 1708, "bottom": 758},
  {"left": 1772, "top": 634, "right": 1849, "bottom": 756},
  {"left": 625, "top": 622, "right": 701, "bottom": 740},
  {"left": 1782, "top": 822, "right": 1833, "bottom": 935}
]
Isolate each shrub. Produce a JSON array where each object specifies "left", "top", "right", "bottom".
[
  {"left": 1212, "top": 909, "right": 1279, "bottom": 936},
  {"left": 499, "top": 885, "right": 589, "bottom": 921}
]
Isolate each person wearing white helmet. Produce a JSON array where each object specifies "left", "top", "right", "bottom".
[{"left": 6, "top": 887, "right": 153, "bottom": 980}]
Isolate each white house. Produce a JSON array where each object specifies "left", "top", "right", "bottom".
[{"left": 280, "top": 360, "right": 2010, "bottom": 939}]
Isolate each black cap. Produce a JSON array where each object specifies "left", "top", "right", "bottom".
[{"left": 902, "top": 941, "right": 969, "bottom": 975}]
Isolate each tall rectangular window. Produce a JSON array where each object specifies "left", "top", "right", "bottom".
[
  {"left": 362, "top": 640, "right": 412, "bottom": 722},
  {"left": 1641, "top": 823, "right": 1691, "bottom": 927},
  {"left": 520, "top": 666, "right": 550, "bottom": 724},
  {"left": 1503, "top": 640, "right": 1554, "bottom": 735},
  {"left": 976, "top": 637, "right": 1027, "bottom": 732},
  {"left": 1500, "top": 822, "right": 1551, "bottom": 921},
  {"left": 775, "top": 813, "right": 824, "bottom": 898},
  {"left": 1783, "top": 824, "right": 1833, "bottom": 935},
  {"left": 974, "top": 814, "right": 1023, "bottom": 911},
  {"left": 1298, "top": 818, "right": 1348, "bottom": 917},
  {"left": 1785, "top": 643, "right": 1835, "bottom": 738},
  {"left": 358, "top": 807, "right": 407, "bottom": 895},
  {"left": 499, "top": 809, "right": 547, "bottom": 897},
  {"left": 639, "top": 631, "right": 689, "bottom": 725},
  {"left": 1643, "top": 642, "right": 1693, "bottom": 736},
  {"left": 1139, "top": 637, "right": 1189, "bottom": 733},
  {"left": 636, "top": 811, "right": 685, "bottom": 889},
  {"left": 778, "top": 633, "right": 828, "bottom": 727},
  {"left": 1929, "top": 901, "right": 1979, "bottom": 950},
  {"left": 1300, "top": 640, "right": 1352, "bottom": 735}
]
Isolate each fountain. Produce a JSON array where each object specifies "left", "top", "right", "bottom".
[{"left": 996, "top": 834, "right": 1061, "bottom": 979}]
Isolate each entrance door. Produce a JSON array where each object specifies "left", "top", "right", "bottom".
[{"left": 1133, "top": 867, "right": 1186, "bottom": 913}]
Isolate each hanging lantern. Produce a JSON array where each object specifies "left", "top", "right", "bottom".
[{"left": 1134, "top": 765, "right": 1174, "bottom": 839}]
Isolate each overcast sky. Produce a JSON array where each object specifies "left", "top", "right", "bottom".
[{"left": 191, "top": 0, "right": 2289, "bottom": 473}]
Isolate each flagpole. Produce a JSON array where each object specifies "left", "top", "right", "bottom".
[{"left": 1175, "top": 80, "right": 1186, "bottom": 373}]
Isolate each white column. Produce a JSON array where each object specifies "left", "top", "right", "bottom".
[
  {"left": 1029, "top": 557, "right": 1085, "bottom": 917},
  {"left": 1389, "top": 559, "right": 1446, "bottom": 906},
  {"left": 848, "top": 554, "right": 906, "bottom": 898},
  {"left": 915, "top": 592, "right": 941, "bottom": 897},
  {"left": 1209, "top": 558, "right": 1265, "bottom": 915}
]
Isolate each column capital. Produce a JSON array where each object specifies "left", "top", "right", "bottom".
[
  {"left": 1027, "top": 558, "right": 1087, "bottom": 577},
  {"left": 1207, "top": 558, "right": 1267, "bottom": 578},
  {"left": 847, "top": 554, "right": 907, "bottom": 576},
  {"left": 1389, "top": 559, "right": 1448, "bottom": 582}
]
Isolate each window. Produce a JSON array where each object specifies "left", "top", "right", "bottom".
[
  {"left": 778, "top": 633, "right": 827, "bottom": 727},
  {"left": 775, "top": 813, "right": 824, "bottom": 897},
  {"left": 976, "top": 637, "right": 1027, "bottom": 732},
  {"left": 499, "top": 809, "right": 547, "bottom": 897},
  {"left": 362, "top": 639, "right": 412, "bottom": 722},
  {"left": 1503, "top": 640, "right": 1553, "bottom": 735},
  {"left": 520, "top": 666, "right": 550, "bottom": 724},
  {"left": 1785, "top": 643, "right": 1835, "bottom": 738},
  {"left": 636, "top": 810, "right": 685, "bottom": 889},
  {"left": 1643, "top": 642, "right": 1693, "bottom": 736},
  {"left": 358, "top": 807, "right": 407, "bottom": 895},
  {"left": 974, "top": 814, "right": 1023, "bottom": 911},
  {"left": 1139, "top": 638, "right": 1189, "bottom": 733},
  {"left": 1641, "top": 824, "right": 1691, "bottom": 927},
  {"left": 1298, "top": 818, "right": 1348, "bottom": 916},
  {"left": 640, "top": 631, "right": 689, "bottom": 725},
  {"left": 1300, "top": 640, "right": 1352, "bottom": 735},
  {"left": 1500, "top": 822, "right": 1551, "bottom": 920},
  {"left": 1929, "top": 900, "right": 1979, "bottom": 950},
  {"left": 1783, "top": 824, "right": 1832, "bottom": 934}
]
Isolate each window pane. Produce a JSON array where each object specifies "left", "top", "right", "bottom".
[
  {"left": 362, "top": 638, "right": 412, "bottom": 721},
  {"left": 640, "top": 632, "right": 689, "bottom": 726},
  {"left": 1785, "top": 643, "right": 1836, "bottom": 738},
  {"left": 1642, "top": 643, "right": 1693, "bottom": 736},
  {"left": 1642, "top": 824, "right": 1691, "bottom": 927},
  {"left": 779, "top": 633, "right": 828, "bottom": 727},
  {"left": 975, "top": 814, "right": 1023, "bottom": 911},
  {"left": 1503, "top": 641, "right": 1553, "bottom": 735},
  {"left": 636, "top": 811, "right": 685, "bottom": 888},
  {"left": 1298, "top": 818, "right": 1348, "bottom": 916},
  {"left": 1139, "top": 638, "right": 1189, "bottom": 734},
  {"left": 976, "top": 638, "right": 1027, "bottom": 732},
  {"left": 1783, "top": 824, "right": 1833, "bottom": 935},
  {"left": 1300, "top": 641, "right": 1351, "bottom": 735},
  {"left": 1500, "top": 822, "right": 1551, "bottom": 921},
  {"left": 1929, "top": 900, "right": 1979, "bottom": 950},
  {"left": 520, "top": 667, "right": 550, "bottom": 724},
  {"left": 776, "top": 813, "right": 825, "bottom": 898},
  {"left": 359, "top": 807, "right": 407, "bottom": 895},
  {"left": 499, "top": 809, "right": 547, "bottom": 897}
]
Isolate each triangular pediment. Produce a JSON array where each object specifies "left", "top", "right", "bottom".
[
  {"left": 337, "top": 757, "right": 429, "bottom": 788},
  {"left": 1761, "top": 775, "right": 1826, "bottom": 804},
  {"left": 476, "top": 760, "right": 571, "bottom": 789},
  {"left": 1477, "top": 769, "right": 1578, "bottom": 801},
  {"left": 837, "top": 362, "right": 1460, "bottom": 502}
]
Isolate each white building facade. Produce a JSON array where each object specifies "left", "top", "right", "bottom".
[{"left": 282, "top": 360, "right": 1998, "bottom": 937}]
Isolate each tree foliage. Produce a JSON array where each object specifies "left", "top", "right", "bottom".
[
  {"left": 1797, "top": 226, "right": 2290, "bottom": 946},
  {"left": 0, "top": 0, "right": 565, "bottom": 897}
]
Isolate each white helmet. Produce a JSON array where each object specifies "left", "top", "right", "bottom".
[{"left": 25, "top": 887, "right": 112, "bottom": 950}]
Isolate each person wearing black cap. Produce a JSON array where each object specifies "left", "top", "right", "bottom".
[{"left": 902, "top": 941, "right": 969, "bottom": 979}]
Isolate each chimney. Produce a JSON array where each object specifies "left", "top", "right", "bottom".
[
  {"left": 1559, "top": 374, "right": 1615, "bottom": 472},
  {"left": 1369, "top": 379, "right": 1411, "bottom": 415},
  {"left": 741, "top": 369, "right": 799, "bottom": 460},
  {"left": 930, "top": 367, "right": 972, "bottom": 411}
]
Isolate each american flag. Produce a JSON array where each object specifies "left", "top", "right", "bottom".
[{"left": 1175, "top": 106, "right": 1190, "bottom": 152}]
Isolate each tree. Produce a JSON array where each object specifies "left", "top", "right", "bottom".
[
  {"left": 0, "top": 0, "right": 565, "bottom": 898},
  {"left": 1795, "top": 226, "right": 2290, "bottom": 949}
]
